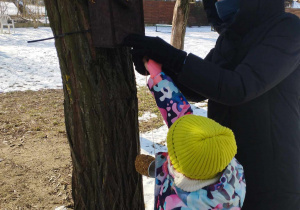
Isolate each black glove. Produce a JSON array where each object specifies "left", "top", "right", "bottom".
[
  {"left": 124, "top": 34, "right": 187, "bottom": 74},
  {"left": 130, "top": 47, "right": 149, "bottom": 76}
]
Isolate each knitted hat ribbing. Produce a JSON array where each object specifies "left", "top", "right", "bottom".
[{"left": 167, "top": 115, "right": 237, "bottom": 180}]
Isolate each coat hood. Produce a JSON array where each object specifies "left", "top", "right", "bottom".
[{"left": 203, "top": 0, "right": 285, "bottom": 34}]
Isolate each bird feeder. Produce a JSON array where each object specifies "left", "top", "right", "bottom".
[{"left": 88, "top": 0, "right": 145, "bottom": 48}]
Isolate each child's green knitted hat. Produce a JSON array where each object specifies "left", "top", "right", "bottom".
[{"left": 167, "top": 115, "right": 237, "bottom": 180}]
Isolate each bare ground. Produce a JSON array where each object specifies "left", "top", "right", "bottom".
[{"left": 0, "top": 90, "right": 72, "bottom": 209}]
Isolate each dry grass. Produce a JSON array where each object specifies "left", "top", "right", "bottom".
[{"left": 137, "top": 86, "right": 165, "bottom": 133}]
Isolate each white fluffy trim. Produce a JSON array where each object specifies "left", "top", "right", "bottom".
[{"left": 168, "top": 159, "right": 222, "bottom": 192}]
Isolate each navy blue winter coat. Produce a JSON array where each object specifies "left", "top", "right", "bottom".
[{"left": 172, "top": 0, "right": 300, "bottom": 209}]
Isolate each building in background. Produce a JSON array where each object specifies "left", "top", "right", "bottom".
[{"left": 143, "top": 0, "right": 208, "bottom": 26}]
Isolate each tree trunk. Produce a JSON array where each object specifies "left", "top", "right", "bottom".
[
  {"left": 170, "top": 0, "right": 190, "bottom": 50},
  {"left": 13, "top": 0, "right": 24, "bottom": 14},
  {"left": 44, "top": 0, "right": 144, "bottom": 209}
]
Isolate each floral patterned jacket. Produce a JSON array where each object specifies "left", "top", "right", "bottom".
[
  {"left": 147, "top": 72, "right": 246, "bottom": 210},
  {"left": 154, "top": 152, "right": 245, "bottom": 210}
]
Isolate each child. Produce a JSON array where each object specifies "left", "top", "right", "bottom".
[{"left": 135, "top": 59, "right": 246, "bottom": 210}]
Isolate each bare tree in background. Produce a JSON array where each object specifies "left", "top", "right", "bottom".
[
  {"left": 13, "top": 0, "right": 23, "bottom": 15},
  {"left": 22, "top": 0, "right": 43, "bottom": 28},
  {"left": 12, "top": 0, "right": 45, "bottom": 27},
  {"left": 0, "top": 0, "right": 9, "bottom": 15},
  {"left": 44, "top": 0, "right": 145, "bottom": 209},
  {"left": 170, "top": 0, "right": 191, "bottom": 50}
]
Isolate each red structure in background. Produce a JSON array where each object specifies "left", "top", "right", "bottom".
[
  {"left": 143, "top": 1, "right": 300, "bottom": 26},
  {"left": 143, "top": 0, "right": 208, "bottom": 26}
]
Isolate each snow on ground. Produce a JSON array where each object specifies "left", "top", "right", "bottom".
[
  {"left": 0, "top": 26, "right": 218, "bottom": 92},
  {"left": 139, "top": 112, "right": 158, "bottom": 122},
  {"left": 0, "top": 26, "right": 218, "bottom": 209},
  {"left": 293, "top": 1, "right": 300, "bottom": 8},
  {"left": 0, "top": 27, "right": 61, "bottom": 92}
]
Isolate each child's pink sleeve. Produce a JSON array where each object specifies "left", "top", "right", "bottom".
[{"left": 146, "top": 60, "right": 193, "bottom": 128}]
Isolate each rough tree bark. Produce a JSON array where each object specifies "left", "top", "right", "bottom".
[
  {"left": 170, "top": 0, "right": 190, "bottom": 50},
  {"left": 44, "top": 0, "right": 144, "bottom": 209}
]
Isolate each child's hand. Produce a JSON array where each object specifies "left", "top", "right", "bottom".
[
  {"left": 135, "top": 154, "right": 155, "bottom": 177},
  {"left": 144, "top": 59, "right": 162, "bottom": 78}
]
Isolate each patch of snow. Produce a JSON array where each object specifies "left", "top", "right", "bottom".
[
  {"left": 0, "top": 26, "right": 217, "bottom": 93},
  {"left": 293, "top": 1, "right": 300, "bottom": 8},
  {"left": 139, "top": 111, "right": 158, "bottom": 122},
  {"left": 0, "top": 27, "right": 61, "bottom": 92},
  {"left": 55, "top": 206, "right": 67, "bottom": 210}
]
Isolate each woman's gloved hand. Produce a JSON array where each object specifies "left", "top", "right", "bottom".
[
  {"left": 135, "top": 154, "right": 155, "bottom": 177},
  {"left": 130, "top": 48, "right": 149, "bottom": 76},
  {"left": 124, "top": 34, "right": 187, "bottom": 75}
]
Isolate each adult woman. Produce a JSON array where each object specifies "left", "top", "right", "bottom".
[{"left": 125, "top": 0, "right": 300, "bottom": 209}]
